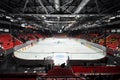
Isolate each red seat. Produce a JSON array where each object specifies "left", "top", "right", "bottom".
[
  {"left": 72, "top": 66, "right": 120, "bottom": 73},
  {"left": 47, "top": 66, "right": 74, "bottom": 76},
  {"left": 0, "top": 34, "right": 23, "bottom": 50}
]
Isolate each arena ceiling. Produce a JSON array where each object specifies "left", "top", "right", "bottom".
[{"left": 0, "top": 0, "right": 120, "bottom": 32}]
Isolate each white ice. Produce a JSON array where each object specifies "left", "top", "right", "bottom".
[{"left": 14, "top": 37, "right": 106, "bottom": 65}]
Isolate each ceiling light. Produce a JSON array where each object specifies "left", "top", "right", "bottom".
[
  {"left": 17, "top": 17, "right": 22, "bottom": 20},
  {"left": 10, "top": 19, "right": 14, "bottom": 22},
  {"left": 21, "top": 23, "right": 27, "bottom": 27},
  {"left": 116, "top": 15, "right": 120, "bottom": 17},
  {"left": 57, "top": 16, "right": 60, "bottom": 19},
  {"left": 58, "top": 29, "right": 62, "bottom": 33},
  {"left": 109, "top": 16, "right": 116, "bottom": 20},
  {"left": 62, "top": 26, "right": 64, "bottom": 28},
  {"left": 42, "top": 15, "right": 45, "bottom": 17},
  {"left": 6, "top": 16, "right": 11, "bottom": 19}
]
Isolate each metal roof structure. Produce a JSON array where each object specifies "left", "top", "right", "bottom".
[{"left": 0, "top": 0, "right": 120, "bottom": 32}]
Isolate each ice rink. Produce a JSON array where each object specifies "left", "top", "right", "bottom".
[{"left": 14, "top": 38, "right": 106, "bottom": 65}]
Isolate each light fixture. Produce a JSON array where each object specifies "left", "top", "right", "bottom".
[{"left": 6, "top": 16, "right": 11, "bottom": 19}]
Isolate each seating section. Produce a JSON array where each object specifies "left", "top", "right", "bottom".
[
  {"left": 34, "top": 34, "right": 44, "bottom": 38},
  {"left": 18, "top": 34, "right": 29, "bottom": 43},
  {"left": 46, "top": 66, "right": 74, "bottom": 76},
  {"left": 18, "top": 33, "right": 44, "bottom": 43},
  {"left": 106, "top": 34, "right": 120, "bottom": 51},
  {"left": 75, "top": 35, "right": 82, "bottom": 38},
  {"left": 0, "top": 33, "right": 43, "bottom": 50},
  {"left": 27, "top": 34, "right": 36, "bottom": 40},
  {"left": 0, "top": 34, "right": 23, "bottom": 50},
  {"left": 75, "top": 33, "right": 120, "bottom": 56},
  {"left": 13, "top": 38, "right": 23, "bottom": 46},
  {"left": 72, "top": 66, "right": 120, "bottom": 73}
]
